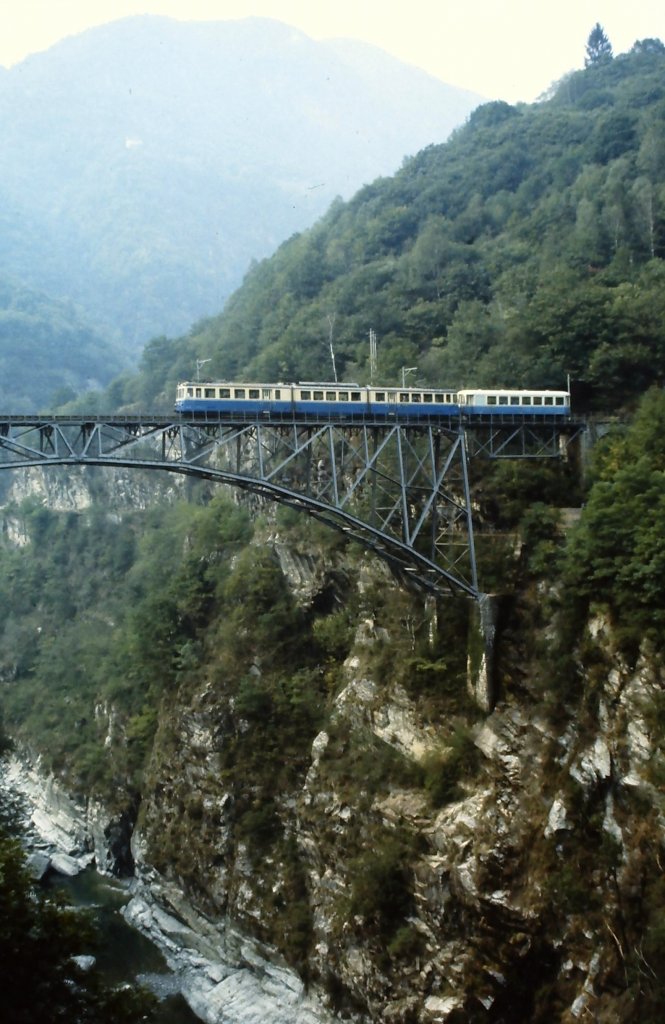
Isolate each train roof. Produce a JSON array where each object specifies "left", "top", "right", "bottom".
[{"left": 457, "top": 387, "right": 570, "bottom": 396}]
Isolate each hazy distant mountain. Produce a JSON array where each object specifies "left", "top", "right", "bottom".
[
  {"left": 0, "top": 276, "right": 126, "bottom": 411},
  {"left": 0, "top": 16, "right": 481, "bottom": 351}
]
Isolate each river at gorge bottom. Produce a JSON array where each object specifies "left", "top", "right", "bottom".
[
  {"left": 0, "top": 774, "right": 201, "bottom": 1024},
  {"left": 44, "top": 866, "right": 202, "bottom": 1024}
]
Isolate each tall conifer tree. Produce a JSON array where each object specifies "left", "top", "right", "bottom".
[{"left": 585, "top": 23, "right": 613, "bottom": 67}]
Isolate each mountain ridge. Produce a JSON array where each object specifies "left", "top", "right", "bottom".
[{"left": 0, "top": 15, "right": 482, "bottom": 358}]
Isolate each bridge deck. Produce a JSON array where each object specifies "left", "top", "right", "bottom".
[{"left": 0, "top": 411, "right": 583, "bottom": 427}]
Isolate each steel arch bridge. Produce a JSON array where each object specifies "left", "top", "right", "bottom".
[{"left": 0, "top": 414, "right": 584, "bottom": 601}]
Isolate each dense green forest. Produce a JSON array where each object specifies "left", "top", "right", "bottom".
[{"left": 72, "top": 36, "right": 665, "bottom": 416}]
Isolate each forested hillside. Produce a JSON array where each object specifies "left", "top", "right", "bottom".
[{"left": 101, "top": 36, "right": 665, "bottom": 414}]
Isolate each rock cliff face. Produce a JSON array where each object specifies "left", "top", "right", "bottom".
[
  {"left": 0, "top": 465, "right": 182, "bottom": 516},
  {"left": 2, "top": 469, "right": 664, "bottom": 1023},
  {"left": 8, "top": 586, "right": 664, "bottom": 1022}
]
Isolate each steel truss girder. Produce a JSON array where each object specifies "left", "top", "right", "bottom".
[
  {"left": 0, "top": 416, "right": 479, "bottom": 599},
  {"left": 464, "top": 421, "right": 584, "bottom": 459}
]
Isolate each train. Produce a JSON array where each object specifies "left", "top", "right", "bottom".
[{"left": 174, "top": 381, "right": 571, "bottom": 420}]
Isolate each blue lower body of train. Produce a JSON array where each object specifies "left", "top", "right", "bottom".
[
  {"left": 175, "top": 398, "right": 460, "bottom": 420},
  {"left": 175, "top": 398, "right": 570, "bottom": 420}
]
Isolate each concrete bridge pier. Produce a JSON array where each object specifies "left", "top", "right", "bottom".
[{"left": 467, "top": 593, "right": 501, "bottom": 712}]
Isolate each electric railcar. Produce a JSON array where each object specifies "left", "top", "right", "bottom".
[{"left": 174, "top": 381, "right": 570, "bottom": 419}]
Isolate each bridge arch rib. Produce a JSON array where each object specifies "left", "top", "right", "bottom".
[{"left": 0, "top": 417, "right": 480, "bottom": 601}]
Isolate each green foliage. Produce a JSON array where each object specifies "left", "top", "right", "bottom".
[
  {"left": 311, "top": 606, "right": 355, "bottom": 663},
  {"left": 317, "top": 722, "right": 424, "bottom": 801},
  {"left": 564, "top": 389, "right": 665, "bottom": 642},
  {"left": 0, "top": 829, "right": 156, "bottom": 1022},
  {"left": 585, "top": 23, "right": 613, "bottom": 69},
  {"left": 219, "top": 547, "right": 303, "bottom": 664},
  {"left": 518, "top": 503, "right": 565, "bottom": 576},
  {"left": 0, "top": 492, "right": 253, "bottom": 799},
  {"left": 638, "top": 893, "right": 665, "bottom": 1019},
  {"left": 421, "top": 726, "right": 482, "bottom": 808},
  {"left": 346, "top": 827, "right": 416, "bottom": 937},
  {"left": 386, "top": 922, "right": 425, "bottom": 961},
  {"left": 234, "top": 800, "right": 281, "bottom": 849}
]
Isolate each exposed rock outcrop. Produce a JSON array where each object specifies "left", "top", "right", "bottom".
[
  {"left": 124, "top": 861, "right": 332, "bottom": 1024},
  {"left": 2, "top": 751, "right": 132, "bottom": 876}
]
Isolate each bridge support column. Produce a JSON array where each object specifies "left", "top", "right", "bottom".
[{"left": 467, "top": 593, "right": 501, "bottom": 712}]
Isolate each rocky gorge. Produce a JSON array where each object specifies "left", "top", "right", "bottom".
[{"left": 0, "top": 451, "right": 664, "bottom": 1023}]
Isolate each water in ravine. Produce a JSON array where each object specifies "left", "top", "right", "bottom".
[
  {"left": 45, "top": 867, "right": 201, "bottom": 1024},
  {"left": 0, "top": 768, "right": 201, "bottom": 1024}
]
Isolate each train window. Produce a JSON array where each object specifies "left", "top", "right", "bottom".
[
  {"left": 204, "top": 388, "right": 216, "bottom": 398},
  {"left": 511, "top": 395, "right": 521, "bottom": 404},
  {"left": 375, "top": 392, "right": 386, "bottom": 402},
  {"left": 555, "top": 396, "right": 565, "bottom": 406},
  {"left": 435, "top": 393, "right": 445, "bottom": 402},
  {"left": 399, "top": 393, "right": 409, "bottom": 402},
  {"left": 313, "top": 391, "right": 324, "bottom": 400},
  {"left": 498, "top": 396, "right": 509, "bottom": 405},
  {"left": 338, "top": 391, "right": 349, "bottom": 401},
  {"left": 487, "top": 395, "right": 497, "bottom": 405},
  {"left": 274, "top": 389, "right": 281, "bottom": 400},
  {"left": 544, "top": 396, "right": 553, "bottom": 405},
  {"left": 533, "top": 396, "right": 543, "bottom": 405},
  {"left": 351, "top": 391, "right": 361, "bottom": 401},
  {"left": 195, "top": 388, "right": 202, "bottom": 397},
  {"left": 249, "top": 389, "right": 260, "bottom": 399},
  {"left": 262, "top": 389, "right": 271, "bottom": 399},
  {"left": 186, "top": 387, "right": 193, "bottom": 396},
  {"left": 325, "top": 391, "right": 336, "bottom": 401},
  {"left": 220, "top": 388, "right": 230, "bottom": 398},
  {"left": 423, "top": 393, "right": 433, "bottom": 403},
  {"left": 234, "top": 389, "right": 246, "bottom": 399},
  {"left": 411, "top": 393, "right": 421, "bottom": 403},
  {"left": 522, "top": 395, "right": 531, "bottom": 405},
  {"left": 300, "top": 390, "right": 311, "bottom": 400}
]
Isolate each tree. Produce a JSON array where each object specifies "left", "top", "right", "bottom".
[
  {"left": 585, "top": 23, "right": 613, "bottom": 68},
  {"left": 631, "top": 38, "right": 665, "bottom": 56},
  {"left": 565, "top": 389, "right": 665, "bottom": 638},
  {"left": 0, "top": 832, "right": 156, "bottom": 1022}
]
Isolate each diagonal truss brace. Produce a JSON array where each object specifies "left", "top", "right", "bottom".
[
  {"left": 0, "top": 416, "right": 480, "bottom": 599},
  {"left": 464, "top": 421, "right": 585, "bottom": 459}
]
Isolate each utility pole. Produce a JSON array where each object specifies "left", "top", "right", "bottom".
[
  {"left": 369, "top": 329, "right": 377, "bottom": 385},
  {"left": 196, "top": 359, "right": 211, "bottom": 382},
  {"left": 326, "top": 314, "right": 338, "bottom": 383},
  {"left": 401, "top": 366, "right": 417, "bottom": 388}
]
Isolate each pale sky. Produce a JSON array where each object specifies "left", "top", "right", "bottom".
[{"left": 1, "top": 1, "right": 664, "bottom": 102}]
